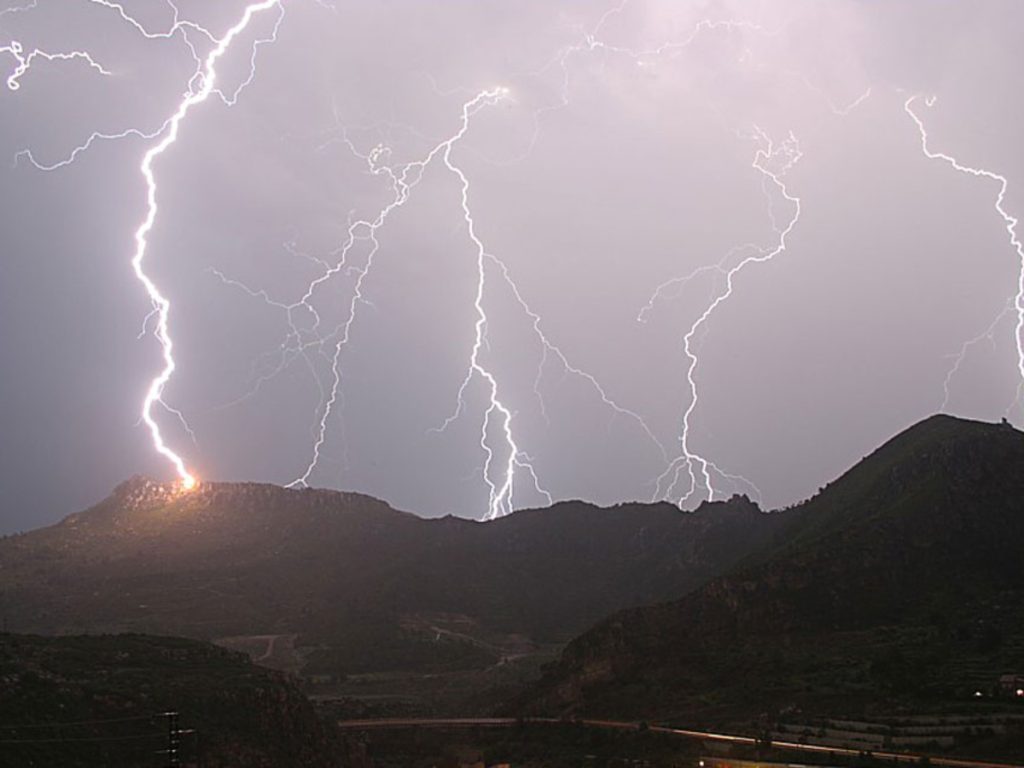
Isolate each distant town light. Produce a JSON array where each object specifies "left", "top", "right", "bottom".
[
  {"left": 974, "top": 690, "right": 984, "bottom": 697},
  {"left": 1017, "top": 688, "right": 1023, "bottom": 697}
]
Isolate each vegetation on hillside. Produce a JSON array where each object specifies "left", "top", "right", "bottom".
[
  {"left": 0, "top": 633, "right": 341, "bottom": 767},
  {"left": 520, "top": 416, "right": 1024, "bottom": 761}
]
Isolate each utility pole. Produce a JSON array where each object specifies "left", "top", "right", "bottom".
[
  {"left": 158, "top": 710, "right": 197, "bottom": 767},
  {"left": 166, "top": 711, "right": 180, "bottom": 768}
]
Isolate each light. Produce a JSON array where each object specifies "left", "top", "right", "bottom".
[
  {"left": 132, "top": 0, "right": 281, "bottom": 488},
  {"left": 1016, "top": 688, "right": 1023, "bottom": 697},
  {"left": 651, "top": 128, "right": 801, "bottom": 507},
  {"left": 905, "top": 95, "right": 1024, "bottom": 412},
  {"left": 11, "top": 1, "right": 283, "bottom": 490},
  {"left": 281, "top": 86, "right": 534, "bottom": 516}
]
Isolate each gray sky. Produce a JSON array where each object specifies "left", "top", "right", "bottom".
[{"left": 2, "top": 0, "right": 1023, "bottom": 532}]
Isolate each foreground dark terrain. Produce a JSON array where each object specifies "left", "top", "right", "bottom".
[
  {"left": 1, "top": 415, "right": 1022, "bottom": 766},
  {"left": 0, "top": 633, "right": 340, "bottom": 768}
]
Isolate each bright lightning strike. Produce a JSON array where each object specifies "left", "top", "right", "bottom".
[
  {"left": 126, "top": 1, "right": 799, "bottom": 518},
  {"left": 213, "top": 89, "right": 514, "bottom": 496},
  {"left": 905, "top": 95, "right": 1024, "bottom": 420},
  {"left": 129, "top": 0, "right": 282, "bottom": 489},
  {"left": 221, "top": 82, "right": 662, "bottom": 516},
  {"left": 16, "top": 3, "right": 1011, "bottom": 522},
  {"left": 432, "top": 88, "right": 554, "bottom": 521},
  {"left": 420, "top": 5, "right": 791, "bottom": 515},
  {"left": 426, "top": 5, "right": 785, "bottom": 515},
  {"left": 296, "top": 89, "right": 510, "bottom": 493},
  {"left": 9, "top": 1, "right": 284, "bottom": 490},
  {"left": 651, "top": 128, "right": 802, "bottom": 508}
]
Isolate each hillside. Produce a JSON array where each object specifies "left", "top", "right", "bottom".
[
  {"left": 520, "top": 415, "right": 1024, "bottom": 750},
  {"left": 0, "top": 479, "right": 780, "bottom": 704},
  {"left": 0, "top": 632, "right": 341, "bottom": 768}
]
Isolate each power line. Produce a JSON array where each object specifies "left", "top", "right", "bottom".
[
  {"left": 166, "top": 711, "right": 180, "bottom": 768},
  {"left": 0, "top": 709, "right": 194, "bottom": 764},
  {"left": 0, "top": 731, "right": 164, "bottom": 745},
  {"left": 0, "top": 713, "right": 160, "bottom": 730}
]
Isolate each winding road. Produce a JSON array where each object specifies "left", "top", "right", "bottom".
[{"left": 337, "top": 716, "right": 1021, "bottom": 768}]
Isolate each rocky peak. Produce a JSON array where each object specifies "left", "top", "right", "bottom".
[{"left": 111, "top": 474, "right": 185, "bottom": 510}]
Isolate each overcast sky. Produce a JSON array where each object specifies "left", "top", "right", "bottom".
[{"left": 2, "top": 0, "right": 1022, "bottom": 532}]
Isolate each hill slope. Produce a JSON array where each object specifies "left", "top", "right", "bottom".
[
  {"left": 0, "top": 480, "right": 779, "bottom": 683},
  {"left": 521, "top": 416, "right": 1024, "bottom": 732},
  {"left": 0, "top": 632, "right": 340, "bottom": 768}
]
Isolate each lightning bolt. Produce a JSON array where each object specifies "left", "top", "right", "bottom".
[
  {"left": 1, "top": 39, "right": 111, "bottom": 90},
  {"left": 1, "top": 1, "right": 109, "bottom": 88},
  {"left": 637, "top": 243, "right": 766, "bottom": 326},
  {"left": 789, "top": 72, "right": 872, "bottom": 118},
  {"left": 488, "top": 253, "right": 670, "bottom": 463},
  {"left": 432, "top": 92, "right": 553, "bottom": 520},
  {"left": 504, "top": 4, "right": 777, "bottom": 167},
  {"left": 431, "top": 93, "right": 674, "bottom": 515},
  {"left": 211, "top": 90, "right": 515, "bottom": 497},
  {"left": 939, "top": 299, "right": 1015, "bottom": 412},
  {"left": 288, "top": 94, "right": 518, "bottom": 491},
  {"left": 15, "top": 2, "right": 987, "bottom": 523},
  {"left": 419, "top": 4, "right": 783, "bottom": 516},
  {"left": 905, "top": 95, "right": 1024, "bottom": 420},
  {"left": 9, "top": 0, "right": 284, "bottom": 489},
  {"left": 649, "top": 128, "right": 802, "bottom": 507},
  {"left": 151, "top": 2, "right": 795, "bottom": 517},
  {"left": 420, "top": 4, "right": 800, "bottom": 515},
  {"left": 132, "top": 0, "right": 282, "bottom": 489},
  {"left": 219, "top": 82, "right": 666, "bottom": 515},
  {"left": 12, "top": 1, "right": 282, "bottom": 172}
]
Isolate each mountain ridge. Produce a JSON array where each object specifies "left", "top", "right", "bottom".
[
  {"left": 0, "top": 474, "right": 782, "bottom": 705},
  {"left": 517, "top": 414, "right": 1024, "bottom": 730}
]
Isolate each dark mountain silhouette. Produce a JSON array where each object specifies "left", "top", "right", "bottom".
[
  {"left": 520, "top": 415, "right": 1024, "bottom": 733},
  {"left": 0, "top": 479, "right": 780, "bottom": 682}
]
